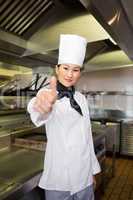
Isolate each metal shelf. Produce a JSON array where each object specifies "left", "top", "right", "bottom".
[{"left": 83, "top": 91, "right": 133, "bottom": 96}]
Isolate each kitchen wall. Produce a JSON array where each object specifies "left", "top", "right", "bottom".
[
  {"left": 77, "top": 67, "right": 133, "bottom": 114},
  {"left": 78, "top": 67, "right": 133, "bottom": 91}
]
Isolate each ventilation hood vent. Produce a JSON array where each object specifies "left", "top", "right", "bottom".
[
  {"left": 0, "top": 0, "right": 114, "bottom": 69},
  {"left": 0, "top": 0, "right": 54, "bottom": 37}
]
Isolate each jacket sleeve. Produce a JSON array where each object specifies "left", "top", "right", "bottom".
[
  {"left": 83, "top": 96, "right": 101, "bottom": 175},
  {"left": 27, "top": 97, "right": 52, "bottom": 127},
  {"left": 88, "top": 116, "right": 101, "bottom": 175}
]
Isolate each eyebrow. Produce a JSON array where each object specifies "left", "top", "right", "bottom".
[{"left": 63, "top": 64, "right": 80, "bottom": 69}]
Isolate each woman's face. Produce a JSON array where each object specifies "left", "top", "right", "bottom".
[{"left": 55, "top": 64, "right": 81, "bottom": 87}]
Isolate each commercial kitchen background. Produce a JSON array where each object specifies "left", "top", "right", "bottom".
[{"left": 0, "top": 0, "right": 133, "bottom": 200}]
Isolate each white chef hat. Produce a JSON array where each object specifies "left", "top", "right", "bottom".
[{"left": 58, "top": 34, "right": 87, "bottom": 67}]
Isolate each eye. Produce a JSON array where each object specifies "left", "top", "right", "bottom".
[
  {"left": 63, "top": 66, "right": 69, "bottom": 70},
  {"left": 73, "top": 69, "right": 80, "bottom": 72}
]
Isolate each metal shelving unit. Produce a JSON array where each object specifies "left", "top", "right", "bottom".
[{"left": 121, "top": 121, "right": 133, "bottom": 156}]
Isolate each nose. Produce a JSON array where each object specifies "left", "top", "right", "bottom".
[{"left": 67, "top": 70, "right": 73, "bottom": 78}]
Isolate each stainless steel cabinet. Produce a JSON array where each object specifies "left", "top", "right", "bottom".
[{"left": 121, "top": 121, "right": 133, "bottom": 156}]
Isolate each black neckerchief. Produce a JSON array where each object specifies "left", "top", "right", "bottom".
[{"left": 57, "top": 80, "right": 83, "bottom": 116}]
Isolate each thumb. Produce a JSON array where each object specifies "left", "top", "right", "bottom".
[{"left": 50, "top": 76, "right": 57, "bottom": 94}]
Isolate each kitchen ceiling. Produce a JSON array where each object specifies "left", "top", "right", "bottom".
[{"left": 0, "top": 0, "right": 133, "bottom": 75}]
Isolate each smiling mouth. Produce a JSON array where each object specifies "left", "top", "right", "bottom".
[{"left": 65, "top": 79, "right": 72, "bottom": 82}]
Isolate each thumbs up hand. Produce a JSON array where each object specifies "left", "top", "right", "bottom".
[
  {"left": 34, "top": 76, "right": 57, "bottom": 114},
  {"left": 49, "top": 76, "right": 57, "bottom": 99}
]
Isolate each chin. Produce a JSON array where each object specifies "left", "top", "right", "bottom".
[
  {"left": 64, "top": 82, "right": 74, "bottom": 87},
  {"left": 59, "top": 79, "right": 75, "bottom": 87}
]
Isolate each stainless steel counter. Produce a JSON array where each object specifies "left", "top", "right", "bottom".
[
  {"left": 0, "top": 131, "right": 106, "bottom": 200},
  {"left": 0, "top": 109, "right": 25, "bottom": 116},
  {"left": 0, "top": 107, "right": 106, "bottom": 200},
  {"left": 91, "top": 115, "right": 133, "bottom": 156},
  {"left": 0, "top": 146, "right": 44, "bottom": 200},
  {"left": 0, "top": 109, "right": 44, "bottom": 199}
]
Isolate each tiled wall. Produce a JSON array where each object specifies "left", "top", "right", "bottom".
[
  {"left": 77, "top": 67, "right": 133, "bottom": 113},
  {"left": 77, "top": 67, "right": 133, "bottom": 91}
]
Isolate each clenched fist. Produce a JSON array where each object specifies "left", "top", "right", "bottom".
[{"left": 34, "top": 76, "right": 57, "bottom": 114}]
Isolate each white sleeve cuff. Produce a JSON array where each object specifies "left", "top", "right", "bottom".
[{"left": 92, "top": 157, "right": 101, "bottom": 175}]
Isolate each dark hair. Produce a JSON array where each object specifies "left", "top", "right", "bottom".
[{"left": 57, "top": 64, "right": 84, "bottom": 71}]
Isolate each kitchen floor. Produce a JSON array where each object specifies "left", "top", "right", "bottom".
[{"left": 101, "top": 157, "right": 133, "bottom": 200}]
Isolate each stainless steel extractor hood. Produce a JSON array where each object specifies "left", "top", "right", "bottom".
[
  {"left": 0, "top": 0, "right": 133, "bottom": 74},
  {"left": 84, "top": 0, "right": 133, "bottom": 61}
]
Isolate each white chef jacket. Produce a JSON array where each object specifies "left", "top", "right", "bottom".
[{"left": 27, "top": 90, "right": 101, "bottom": 195}]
